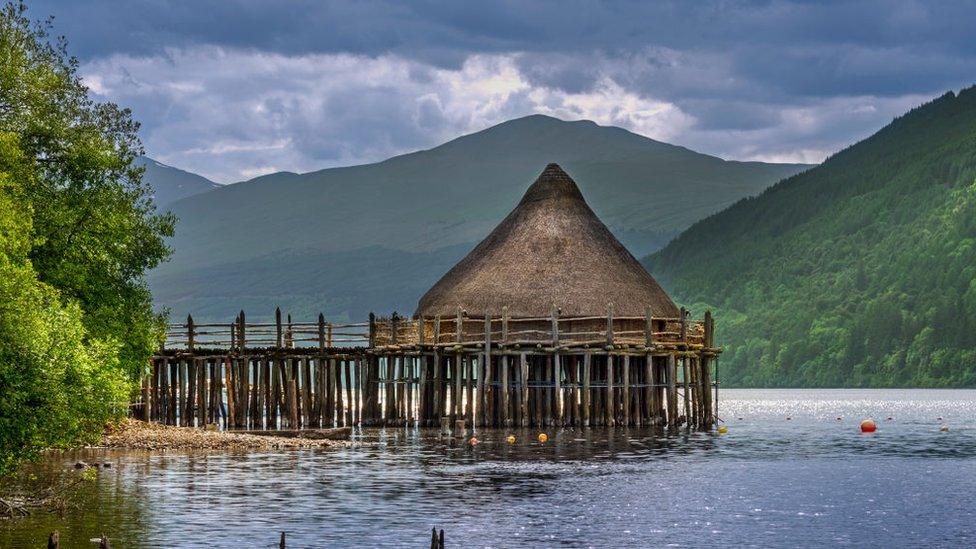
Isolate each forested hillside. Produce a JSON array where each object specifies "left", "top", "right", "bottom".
[{"left": 645, "top": 87, "right": 976, "bottom": 387}]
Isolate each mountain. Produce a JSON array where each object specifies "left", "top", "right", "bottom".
[
  {"left": 645, "top": 87, "right": 976, "bottom": 388},
  {"left": 137, "top": 156, "right": 220, "bottom": 206},
  {"left": 151, "top": 115, "right": 809, "bottom": 323}
]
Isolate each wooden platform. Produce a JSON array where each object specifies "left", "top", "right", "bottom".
[{"left": 138, "top": 306, "right": 721, "bottom": 431}]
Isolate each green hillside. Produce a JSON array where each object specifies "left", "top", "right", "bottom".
[
  {"left": 137, "top": 156, "right": 220, "bottom": 206},
  {"left": 645, "top": 87, "right": 976, "bottom": 387},
  {"left": 152, "top": 115, "right": 807, "bottom": 322}
]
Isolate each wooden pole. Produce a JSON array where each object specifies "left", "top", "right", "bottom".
[
  {"left": 276, "top": 307, "right": 283, "bottom": 348},
  {"left": 501, "top": 354, "right": 510, "bottom": 427},
  {"left": 582, "top": 353, "right": 591, "bottom": 427},
  {"left": 622, "top": 354, "right": 630, "bottom": 427},
  {"left": 682, "top": 356, "right": 691, "bottom": 431},
  {"left": 605, "top": 355, "right": 614, "bottom": 427},
  {"left": 479, "top": 313, "right": 491, "bottom": 427},
  {"left": 519, "top": 352, "right": 529, "bottom": 427},
  {"left": 667, "top": 354, "right": 678, "bottom": 429}
]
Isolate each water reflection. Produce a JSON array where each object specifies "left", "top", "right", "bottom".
[{"left": 3, "top": 389, "right": 976, "bottom": 547}]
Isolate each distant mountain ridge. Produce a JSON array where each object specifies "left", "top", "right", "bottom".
[
  {"left": 645, "top": 87, "right": 976, "bottom": 387},
  {"left": 137, "top": 156, "right": 220, "bottom": 206},
  {"left": 150, "top": 114, "right": 810, "bottom": 323}
]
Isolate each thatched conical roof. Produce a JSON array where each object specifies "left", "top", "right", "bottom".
[{"left": 415, "top": 163, "right": 679, "bottom": 318}]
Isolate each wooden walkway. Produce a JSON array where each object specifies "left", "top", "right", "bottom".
[{"left": 140, "top": 305, "right": 720, "bottom": 431}]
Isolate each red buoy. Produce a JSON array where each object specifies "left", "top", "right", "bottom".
[{"left": 860, "top": 418, "right": 877, "bottom": 433}]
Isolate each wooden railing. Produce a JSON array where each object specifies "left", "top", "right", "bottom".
[{"left": 162, "top": 305, "right": 712, "bottom": 352}]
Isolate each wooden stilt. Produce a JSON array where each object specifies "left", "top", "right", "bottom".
[{"left": 519, "top": 353, "right": 529, "bottom": 427}]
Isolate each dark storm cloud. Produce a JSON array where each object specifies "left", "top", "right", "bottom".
[{"left": 27, "top": 0, "right": 976, "bottom": 181}]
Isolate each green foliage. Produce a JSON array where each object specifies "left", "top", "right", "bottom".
[
  {"left": 646, "top": 87, "right": 976, "bottom": 387},
  {"left": 0, "top": 2, "right": 172, "bottom": 475}
]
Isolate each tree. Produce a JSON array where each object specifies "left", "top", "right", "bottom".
[{"left": 0, "top": 2, "right": 173, "bottom": 475}]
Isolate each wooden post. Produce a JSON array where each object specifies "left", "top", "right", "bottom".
[
  {"left": 622, "top": 355, "right": 630, "bottom": 427},
  {"left": 465, "top": 354, "right": 474, "bottom": 427},
  {"left": 177, "top": 359, "right": 187, "bottom": 426},
  {"left": 550, "top": 304, "right": 560, "bottom": 425},
  {"left": 667, "top": 354, "right": 678, "bottom": 429},
  {"left": 345, "top": 358, "right": 354, "bottom": 426},
  {"left": 479, "top": 313, "right": 491, "bottom": 427},
  {"left": 197, "top": 358, "right": 208, "bottom": 427},
  {"left": 582, "top": 353, "right": 591, "bottom": 427},
  {"left": 302, "top": 357, "right": 313, "bottom": 427},
  {"left": 289, "top": 360, "right": 299, "bottom": 428},
  {"left": 141, "top": 363, "right": 151, "bottom": 421},
  {"left": 186, "top": 315, "right": 195, "bottom": 352},
  {"left": 286, "top": 314, "right": 294, "bottom": 349},
  {"left": 455, "top": 306, "right": 463, "bottom": 344},
  {"left": 335, "top": 356, "right": 344, "bottom": 426},
  {"left": 239, "top": 310, "right": 246, "bottom": 351},
  {"left": 501, "top": 354, "right": 510, "bottom": 427},
  {"left": 682, "top": 356, "right": 691, "bottom": 430},
  {"left": 275, "top": 307, "right": 283, "bottom": 348},
  {"left": 702, "top": 310, "right": 715, "bottom": 429},
  {"left": 391, "top": 312, "right": 399, "bottom": 346},
  {"left": 519, "top": 352, "right": 529, "bottom": 427},
  {"left": 605, "top": 355, "right": 614, "bottom": 427},
  {"left": 553, "top": 354, "right": 561, "bottom": 425},
  {"left": 368, "top": 312, "right": 376, "bottom": 348},
  {"left": 433, "top": 316, "right": 442, "bottom": 421}
]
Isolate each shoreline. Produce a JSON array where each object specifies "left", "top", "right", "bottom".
[{"left": 97, "top": 419, "right": 351, "bottom": 451}]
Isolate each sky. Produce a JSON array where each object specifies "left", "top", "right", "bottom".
[{"left": 30, "top": 0, "right": 976, "bottom": 183}]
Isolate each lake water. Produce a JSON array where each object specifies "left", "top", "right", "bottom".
[{"left": 3, "top": 389, "right": 976, "bottom": 548}]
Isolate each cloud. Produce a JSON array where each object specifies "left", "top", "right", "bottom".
[
  {"left": 82, "top": 49, "right": 699, "bottom": 182},
  {"left": 48, "top": 0, "right": 976, "bottom": 181}
]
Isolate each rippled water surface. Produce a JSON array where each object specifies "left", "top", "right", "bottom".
[{"left": 4, "top": 389, "right": 976, "bottom": 547}]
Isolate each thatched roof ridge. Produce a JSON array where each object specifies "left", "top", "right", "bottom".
[{"left": 415, "top": 163, "right": 679, "bottom": 318}]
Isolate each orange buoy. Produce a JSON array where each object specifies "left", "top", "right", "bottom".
[
  {"left": 506, "top": 435, "right": 516, "bottom": 444},
  {"left": 469, "top": 437, "right": 479, "bottom": 446},
  {"left": 537, "top": 433, "right": 548, "bottom": 443},
  {"left": 860, "top": 419, "right": 877, "bottom": 433}
]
